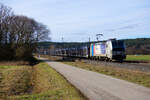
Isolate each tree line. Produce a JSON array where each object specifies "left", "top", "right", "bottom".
[
  {"left": 124, "top": 38, "right": 150, "bottom": 55},
  {"left": 38, "top": 38, "right": 150, "bottom": 55},
  {"left": 0, "top": 4, "right": 50, "bottom": 61}
]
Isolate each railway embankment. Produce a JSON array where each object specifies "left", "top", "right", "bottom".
[
  {"left": 83, "top": 59, "right": 150, "bottom": 72},
  {"left": 64, "top": 60, "right": 150, "bottom": 88}
]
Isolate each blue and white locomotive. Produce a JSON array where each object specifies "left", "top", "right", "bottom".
[{"left": 89, "top": 39, "right": 126, "bottom": 61}]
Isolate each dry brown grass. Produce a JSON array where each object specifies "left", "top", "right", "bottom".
[
  {"left": 31, "top": 65, "right": 52, "bottom": 93},
  {"left": 1, "top": 66, "right": 33, "bottom": 96},
  {"left": 25, "top": 62, "right": 86, "bottom": 100},
  {"left": 0, "top": 61, "right": 29, "bottom": 66},
  {"left": 39, "top": 55, "right": 62, "bottom": 61}
]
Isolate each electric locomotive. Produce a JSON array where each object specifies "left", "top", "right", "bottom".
[{"left": 89, "top": 39, "right": 126, "bottom": 61}]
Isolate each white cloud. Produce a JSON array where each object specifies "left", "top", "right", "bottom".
[{"left": 1, "top": 0, "right": 150, "bottom": 42}]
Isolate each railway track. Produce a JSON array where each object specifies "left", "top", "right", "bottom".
[
  {"left": 59, "top": 56, "right": 150, "bottom": 72},
  {"left": 82, "top": 59, "right": 150, "bottom": 72},
  {"left": 47, "top": 56, "right": 150, "bottom": 72}
]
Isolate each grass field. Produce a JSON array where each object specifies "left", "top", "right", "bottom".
[
  {"left": 0, "top": 62, "right": 86, "bottom": 100},
  {"left": 0, "top": 65, "right": 32, "bottom": 99},
  {"left": 126, "top": 55, "right": 150, "bottom": 61}
]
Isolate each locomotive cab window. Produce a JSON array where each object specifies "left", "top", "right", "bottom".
[{"left": 112, "top": 40, "right": 125, "bottom": 51}]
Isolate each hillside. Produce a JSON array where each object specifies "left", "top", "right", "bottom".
[
  {"left": 124, "top": 38, "right": 150, "bottom": 54},
  {"left": 38, "top": 38, "right": 150, "bottom": 55}
]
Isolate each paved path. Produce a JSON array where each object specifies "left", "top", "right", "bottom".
[{"left": 42, "top": 58, "right": 150, "bottom": 100}]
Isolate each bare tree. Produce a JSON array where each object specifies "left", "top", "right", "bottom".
[
  {"left": 0, "top": 4, "right": 13, "bottom": 45},
  {"left": 34, "top": 22, "right": 50, "bottom": 42},
  {"left": 0, "top": 4, "right": 51, "bottom": 61}
]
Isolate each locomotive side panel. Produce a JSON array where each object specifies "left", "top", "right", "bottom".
[{"left": 90, "top": 42, "right": 107, "bottom": 58}]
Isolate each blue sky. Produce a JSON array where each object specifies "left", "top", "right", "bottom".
[{"left": 1, "top": 0, "right": 150, "bottom": 42}]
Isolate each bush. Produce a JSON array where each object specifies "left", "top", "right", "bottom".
[
  {"left": 15, "top": 47, "right": 32, "bottom": 60},
  {"left": 0, "top": 46, "right": 15, "bottom": 61},
  {"left": 15, "top": 47, "right": 38, "bottom": 65}
]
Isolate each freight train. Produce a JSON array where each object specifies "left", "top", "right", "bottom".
[{"left": 54, "top": 39, "right": 126, "bottom": 61}]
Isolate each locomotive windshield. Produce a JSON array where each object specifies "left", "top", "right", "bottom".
[{"left": 112, "top": 40, "right": 125, "bottom": 51}]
